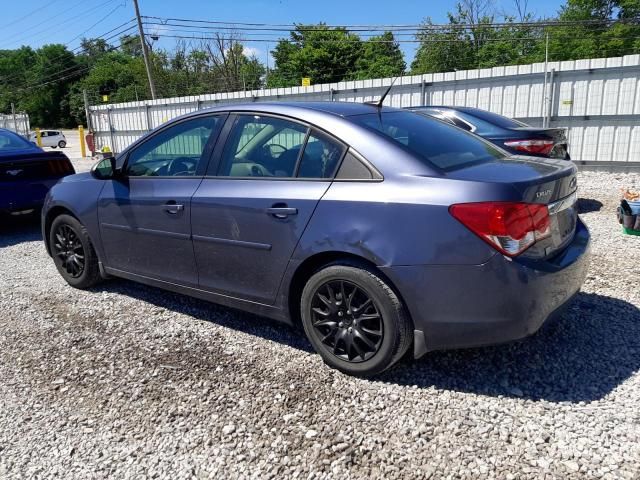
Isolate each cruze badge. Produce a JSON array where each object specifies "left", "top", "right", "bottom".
[
  {"left": 6, "top": 169, "right": 23, "bottom": 176},
  {"left": 536, "top": 189, "right": 552, "bottom": 199}
]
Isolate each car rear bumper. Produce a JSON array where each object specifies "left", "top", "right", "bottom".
[
  {"left": 381, "top": 218, "right": 591, "bottom": 356},
  {"left": 0, "top": 178, "right": 59, "bottom": 213}
]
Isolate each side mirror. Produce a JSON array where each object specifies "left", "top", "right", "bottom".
[{"left": 91, "top": 155, "right": 122, "bottom": 180}]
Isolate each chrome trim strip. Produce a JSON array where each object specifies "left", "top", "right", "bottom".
[
  {"left": 548, "top": 191, "right": 577, "bottom": 215},
  {"left": 192, "top": 234, "right": 272, "bottom": 251}
]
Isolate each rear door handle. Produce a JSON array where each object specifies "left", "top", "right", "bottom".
[
  {"left": 266, "top": 206, "right": 298, "bottom": 219},
  {"left": 163, "top": 203, "right": 184, "bottom": 214}
]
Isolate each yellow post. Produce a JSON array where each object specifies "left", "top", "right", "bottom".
[
  {"left": 79, "top": 125, "right": 86, "bottom": 158},
  {"left": 35, "top": 127, "right": 42, "bottom": 147}
]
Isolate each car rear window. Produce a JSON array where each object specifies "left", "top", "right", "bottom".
[
  {"left": 351, "top": 111, "right": 506, "bottom": 171},
  {"left": 0, "top": 131, "right": 33, "bottom": 151},
  {"left": 459, "top": 109, "right": 528, "bottom": 129}
]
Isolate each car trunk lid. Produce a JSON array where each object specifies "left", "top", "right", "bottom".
[
  {"left": 448, "top": 156, "right": 579, "bottom": 257},
  {"left": 0, "top": 151, "right": 74, "bottom": 181}
]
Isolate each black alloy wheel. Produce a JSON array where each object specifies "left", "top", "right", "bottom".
[
  {"left": 53, "top": 223, "right": 85, "bottom": 278},
  {"left": 310, "top": 280, "right": 384, "bottom": 362},
  {"left": 300, "top": 263, "right": 412, "bottom": 377},
  {"left": 48, "top": 214, "right": 102, "bottom": 289}
]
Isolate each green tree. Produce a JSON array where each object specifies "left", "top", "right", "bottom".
[
  {"left": 355, "top": 32, "right": 405, "bottom": 79},
  {"left": 268, "top": 24, "right": 363, "bottom": 87},
  {"left": 548, "top": 0, "right": 640, "bottom": 60}
]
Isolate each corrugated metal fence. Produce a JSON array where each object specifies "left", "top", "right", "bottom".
[
  {"left": 0, "top": 112, "right": 30, "bottom": 137},
  {"left": 90, "top": 54, "right": 640, "bottom": 163}
]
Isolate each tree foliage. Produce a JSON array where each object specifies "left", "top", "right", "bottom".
[{"left": 1, "top": 0, "right": 638, "bottom": 127}]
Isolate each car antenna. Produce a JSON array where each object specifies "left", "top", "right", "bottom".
[{"left": 365, "top": 77, "right": 398, "bottom": 108}]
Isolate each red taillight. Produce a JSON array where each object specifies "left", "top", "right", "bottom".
[
  {"left": 449, "top": 202, "right": 551, "bottom": 257},
  {"left": 504, "top": 139, "right": 554, "bottom": 156},
  {"left": 47, "top": 159, "right": 74, "bottom": 175}
]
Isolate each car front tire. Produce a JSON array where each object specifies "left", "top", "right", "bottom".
[
  {"left": 58, "top": 140, "right": 66, "bottom": 148},
  {"left": 300, "top": 263, "right": 412, "bottom": 377},
  {"left": 49, "top": 214, "right": 102, "bottom": 289}
]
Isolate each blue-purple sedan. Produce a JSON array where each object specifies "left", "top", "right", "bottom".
[{"left": 41, "top": 102, "right": 590, "bottom": 376}]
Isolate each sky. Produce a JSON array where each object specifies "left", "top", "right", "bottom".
[{"left": 0, "top": 0, "right": 563, "bottom": 65}]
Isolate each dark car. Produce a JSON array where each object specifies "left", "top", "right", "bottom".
[
  {"left": 410, "top": 106, "right": 570, "bottom": 160},
  {"left": 42, "top": 102, "right": 589, "bottom": 377},
  {"left": 0, "top": 128, "right": 75, "bottom": 215}
]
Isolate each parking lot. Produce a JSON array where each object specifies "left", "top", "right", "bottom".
[{"left": 0, "top": 168, "right": 639, "bottom": 478}]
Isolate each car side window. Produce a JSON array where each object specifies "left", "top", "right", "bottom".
[
  {"left": 219, "top": 115, "right": 308, "bottom": 178},
  {"left": 450, "top": 116, "right": 473, "bottom": 131},
  {"left": 297, "top": 130, "right": 346, "bottom": 179},
  {"left": 126, "top": 116, "right": 219, "bottom": 177}
]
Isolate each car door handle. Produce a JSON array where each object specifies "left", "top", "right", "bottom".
[
  {"left": 266, "top": 206, "right": 298, "bottom": 219},
  {"left": 163, "top": 203, "right": 184, "bottom": 214}
]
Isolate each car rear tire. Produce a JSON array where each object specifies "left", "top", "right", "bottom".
[
  {"left": 300, "top": 262, "right": 412, "bottom": 377},
  {"left": 50, "top": 145, "right": 57, "bottom": 149},
  {"left": 49, "top": 214, "right": 102, "bottom": 289},
  {"left": 58, "top": 140, "right": 66, "bottom": 148}
]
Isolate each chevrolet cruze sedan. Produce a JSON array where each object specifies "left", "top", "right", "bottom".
[{"left": 42, "top": 102, "right": 590, "bottom": 376}]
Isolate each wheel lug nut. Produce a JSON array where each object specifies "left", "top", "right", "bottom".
[
  {"left": 348, "top": 327, "right": 353, "bottom": 333},
  {"left": 338, "top": 311, "right": 343, "bottom": 317}
]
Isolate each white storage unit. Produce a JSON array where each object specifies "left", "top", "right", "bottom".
[
  {"left": 89, "top": 54, "right": 640, "bottom": 164},
  {"left": 0, "top": 112, "right": 30, "bottom": 138}
]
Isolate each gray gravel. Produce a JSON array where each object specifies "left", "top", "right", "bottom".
[{"left": 1, "top": 170, "right": 639, "bottom": 479}]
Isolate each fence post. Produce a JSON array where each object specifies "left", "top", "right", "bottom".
[
  {"left": 11, "top": 103, "right": 17, "bottom": 133},
  {"left": 22, "top": 115, "right": 29, "bottom": 137},
  {"left": 546, "top": 69, "right": 556, "bottom": 128},
  {"left": 107, "top": 108, "right": 115, "bottom": 152},
  {"left": 145, "top": 104, "right": 152, "bottom": 132}
]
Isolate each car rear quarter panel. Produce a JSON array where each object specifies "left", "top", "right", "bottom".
[{"left": 292, "top": 175, "right": 515, "bottom": 267}]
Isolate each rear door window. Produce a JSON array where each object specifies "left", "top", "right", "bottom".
[
  {"left": 297, "top": 130, "right": 345, "bottom": 179},
  {"left": 219, "top": 115, "right": 308, "bottom": 178},
  {"left": 352, "top": 111, "right": 506, "bottom": 171}
]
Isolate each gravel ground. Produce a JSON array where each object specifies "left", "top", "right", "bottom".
[{"left": 0, "top": 170, "right": 639, "bottom": 479}]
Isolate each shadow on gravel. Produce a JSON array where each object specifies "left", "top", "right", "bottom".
[
  {"left": 577, "top": 197, "right": 604, "bottom": 213},
  {"left": 90, "top": 280, "right": 315, "bottom": 354},
  {"left": 0, "top": 214, "right": 42, "bottom": 248},
  {"left": 382, "top": 292, "right": 640, "bottom": 403},
  {"left": 95, "top": 278, "right": 639, "bottom": 403}
]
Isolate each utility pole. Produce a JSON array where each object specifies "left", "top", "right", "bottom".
[
  {"left": 83, "top": 89, "right": 92, "bottom": 131},
  {"left": 11, "top": 102, "right": 17, "bottom": 135},
  {"left": 133, "top": 0, "right": 157, "bottom": 100}
]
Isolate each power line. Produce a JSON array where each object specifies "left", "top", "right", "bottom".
[
  {"left": 0, "top": 0, "right": 62, "bottom": 29},
  {"left": 1, "top": 0, "right": 121, "bottom": 49},
  {"left": 65, "top": 2, "right": 129, "bottom": 46},
  {"left": 0, "top": 22, "right": 137, "bottom": 88},
  {"left": 141, "top": 15, "right": 640, "bottom": 32}
]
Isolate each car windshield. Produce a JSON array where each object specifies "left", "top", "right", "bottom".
[
  {"left": 351, "top": 111, "right": 506, "bottom": 171},
  {"left": 0, "top": 130, "right": 33, "bottom": 152}
]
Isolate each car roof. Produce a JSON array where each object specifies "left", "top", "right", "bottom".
[{"left": 198, "top": 101, "right": 397, "bottom": 118}]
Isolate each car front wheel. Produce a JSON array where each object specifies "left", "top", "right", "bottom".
[
  {"left": 300, "top": 263, "right": 412, "bottom": 377},
  {"left": 49, "top": 214, "right": 102, "bottom": 289},
  {"left": 58, "top": 140, "right": 66, "bottom": 148}
]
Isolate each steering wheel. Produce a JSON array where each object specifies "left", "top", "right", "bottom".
[
  {"left": 167, "top": 157, "right": 194, "bottom": 176},
  {"left": 265, "top": 144, "right": 287, "bottom": 158},
  {"left": 251, "top": 165, "right": 265, "bottom": 176}
]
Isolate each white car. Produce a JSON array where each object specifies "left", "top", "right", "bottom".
[{"left": 29, "top": 130, "right": 66, "bottom": 148}]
